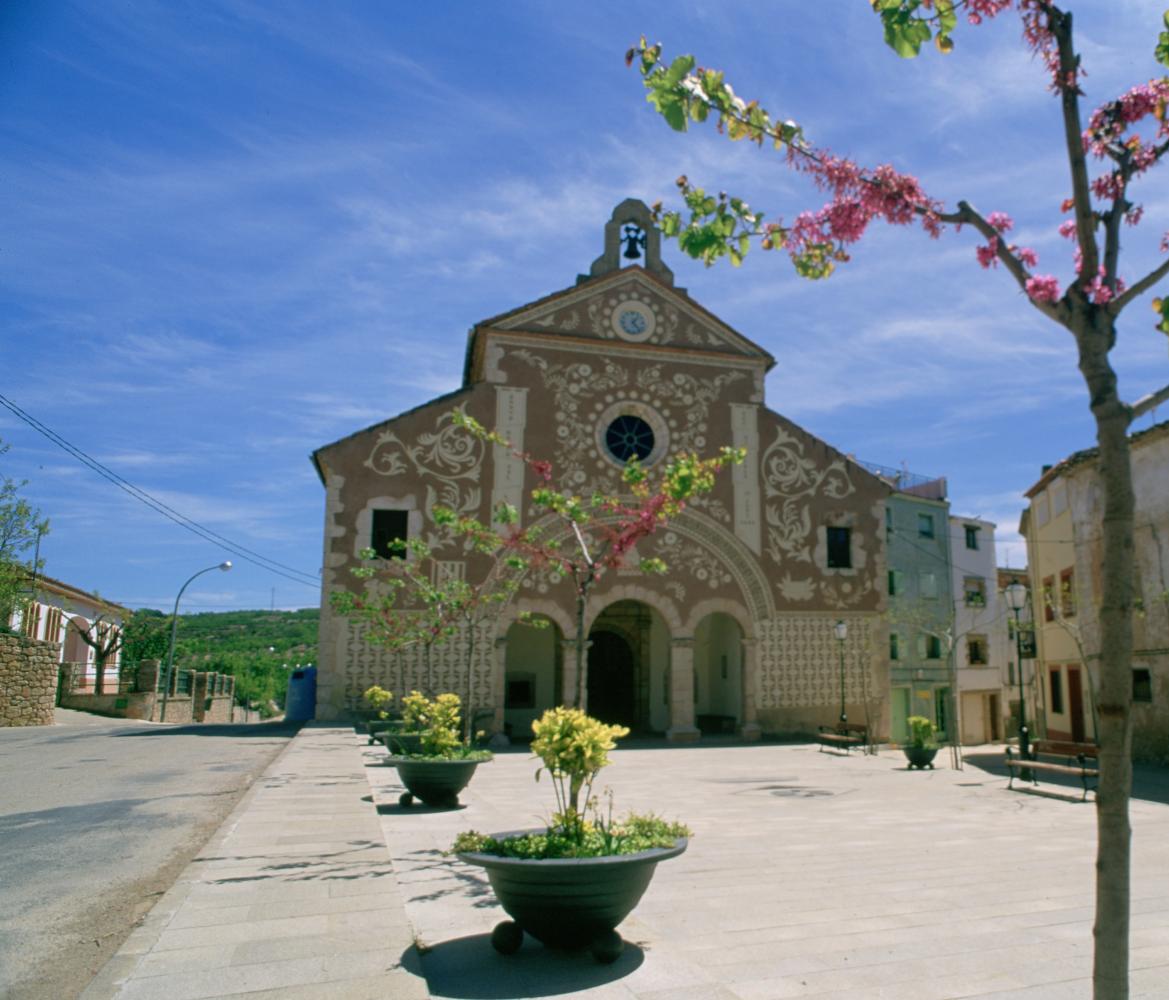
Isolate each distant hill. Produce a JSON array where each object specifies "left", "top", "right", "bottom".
[{"left": 127, "top": 607, "right": 320, "bottom": 715}]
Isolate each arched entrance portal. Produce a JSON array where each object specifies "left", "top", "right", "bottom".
[
  {"left": 587, "top": 600, "right": 669, "bottom": 733},
  {"left": 694, "top": 612, "right": 744, "bottom": 735},
  {"left": 502, "top": 617, "right": 562, "bottom": 741},
  {"left": 587, "top": 631, "right": 636, "bottom": 729}
]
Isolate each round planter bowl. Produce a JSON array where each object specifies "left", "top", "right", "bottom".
[
  {"left": 379, "top": 729, "right": 423, "bottom": 756},
  {"left": 388, "top": 755, "right": 489, "bottom": 808},
  {"left": 903, "top": 746, "right": 939, "bottom": 770},
  {"left": 457, "top": 832, "right": 687, "bottom": 960}
]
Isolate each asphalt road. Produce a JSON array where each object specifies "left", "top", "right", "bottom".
[{"left": 0, "top": 710, "right": 299, "bottom": 1000}]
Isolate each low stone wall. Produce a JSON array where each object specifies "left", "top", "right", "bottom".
[
  {"left": 59, "top": 690, "right": 157, "bottom": 720},
  {"left": 0, "top": 633, "right": 59, "bottom": 727}
]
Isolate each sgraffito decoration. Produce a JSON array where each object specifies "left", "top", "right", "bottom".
[
  {"left": 509, "top": 349, "right": 744, "bottom": 500},
  {"left": 342, "top": 618, "right": 495, "bottom": 713},
  {"left": 756, "top": 616, "right": 872, "bottom": 708},
  {"left": 363, "top": 411, "right": 486, "bottom": 541}
]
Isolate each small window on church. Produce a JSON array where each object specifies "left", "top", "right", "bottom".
[
  {"left": 826, "top": 526, "right": 852, "bottom": 569},
  {"left": 370, "top": 509, "right": 409, "bottom": 559},
  {"left": 605, "top": 414, "right": 655, "bottom": 463}
]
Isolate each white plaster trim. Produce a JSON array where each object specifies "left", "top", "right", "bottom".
[
  {"left": 585, "top": 585, "right": 683, "bottom": 634},
  {"left": 353, "top": 495, "right": 423, "bottom": 562},
  {"left": 682, "top": 597, "right": 754, "bottom": 639}
]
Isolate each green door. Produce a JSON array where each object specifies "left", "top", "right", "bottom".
[{"left": 891, "top": 687, "right": 911, "bottom": 743}]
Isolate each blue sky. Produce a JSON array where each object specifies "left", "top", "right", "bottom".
[{"left": 3, "top": 1, "right": 1168, "bottom": 613}]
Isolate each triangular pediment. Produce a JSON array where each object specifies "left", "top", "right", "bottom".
[{"left": 481, "top": 268, "right": 774, "bottom": 365}]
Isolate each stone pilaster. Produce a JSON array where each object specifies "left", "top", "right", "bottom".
[
  {"left": 738, "top": 638, "right": 761, "bottom": 741},
  {"left": 667, "top": 636, "right": 700, "bottom": 743},
  {"left": 560, "top": 638, "right": 591, "bottom": 711}
]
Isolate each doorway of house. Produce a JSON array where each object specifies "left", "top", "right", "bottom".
[{"left": 1068, "top": 668, "right": 1086, "bottom": 742}]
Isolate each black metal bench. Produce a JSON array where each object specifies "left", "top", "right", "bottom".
[
  {"left": 816, "top": 723, "right": 867, "bottom": 754},
  {"left": 1005, "top": 739, "right": 1098, "bottom": 800}
]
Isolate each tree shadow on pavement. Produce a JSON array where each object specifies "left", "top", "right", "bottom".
[
  {"left": 962, "top": 748, "right": 1169, "bottom": 806},
  {"left": 112, "top": 721, "right": 304, "bottom": 739},
  {"left": 411, "top": 933, "right": 644, "bottom": 998}
]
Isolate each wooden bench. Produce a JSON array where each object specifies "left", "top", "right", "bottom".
[
  {"left": 1005, "top": 739, "right": 1099, "bottom": 800},
  {"left": 816, "top": 723, "right": 867, "bottom": 754}
]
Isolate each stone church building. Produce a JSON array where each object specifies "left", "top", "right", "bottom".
[{"left": 313, "top": 200, "right": 892, "bottom": 742}]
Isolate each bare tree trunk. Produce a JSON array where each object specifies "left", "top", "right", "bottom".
[
  {"left": 1076, "top": 307, "right": 1135, "bottom": 999},
  {"left": 574, "top": 589, "right": 587, "bottom": 709}
]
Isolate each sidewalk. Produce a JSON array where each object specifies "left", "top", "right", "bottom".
[
  {"left": 80, "top": 723, "right": 428, "bottom": 1000},
  {"left": 82, "top": 725, "right": 1169, "bottom": 999}
]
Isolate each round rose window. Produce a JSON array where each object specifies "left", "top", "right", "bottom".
[{"left": 605, "top": 414, "right": 655, "bottom": 463}]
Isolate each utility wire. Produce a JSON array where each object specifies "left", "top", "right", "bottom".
[{"left": 0, "top": 393, "right": 319, "bottom": 589}]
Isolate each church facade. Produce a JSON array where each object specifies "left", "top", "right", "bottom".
[{"left": 313, "top": 200, "right": 892, "bottom": 742}]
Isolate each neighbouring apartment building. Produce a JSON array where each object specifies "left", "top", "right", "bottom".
[
  {"left": 6, "top": 573, "right": 127, "bottom": 692},
  {"left": 864, "top": 466, "right": 954, "bottom": 743},
  {"left": 949, "top": 516, "right": 1009, "bottom": 746},
  {"left": 1021, "top": 420, "right": 1169, "bottom": 761},
  {"left": 313, "top": 199, "right": 895, "bottom": 742}
]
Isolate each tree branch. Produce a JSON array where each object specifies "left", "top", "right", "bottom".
[
  {"left": 1131, "top": 382, "right": 1169, "bottom": 421},
  {"left": 1049, "top": 7, "right": 1100, "bottom": 280},
  {"left": 951, "top": 200, "right": 1064, "bottom": 323},
  {"left": 1111, "top": 255, "right": 1169, "bottom": 313}
]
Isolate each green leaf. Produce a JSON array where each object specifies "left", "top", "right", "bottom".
[
  {"left": 662, "top": 54, "right": 695, "bottom": 88},
  {"left": 936, "top": 0, "right": 957, "bottom": 35}
]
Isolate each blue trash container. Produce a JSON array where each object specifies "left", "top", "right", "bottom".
[{"left": 284, "top": 666, "right": 317, "bottom": 721}]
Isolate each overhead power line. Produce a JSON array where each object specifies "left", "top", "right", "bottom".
[{"left": 0, "top": 392, "right": 320, "bottom": 589}]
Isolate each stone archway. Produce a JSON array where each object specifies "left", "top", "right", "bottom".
[
  {"left": 586, "top": 599, "right": 670, "bottom": 733},
  {"left": 693, "top": 612, "right": 745, "bottom": 735}
]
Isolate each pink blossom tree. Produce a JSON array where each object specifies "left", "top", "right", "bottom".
[{"left": 630, "top": 5, "right": 1169, "bottom": 995}]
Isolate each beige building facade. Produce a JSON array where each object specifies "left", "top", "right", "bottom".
[
  {"left": 314, "top": 201, "right": 892, "bottom": 742},
  {"left": 1021, "top": 421, "right": 1169, "bottom": 760}
]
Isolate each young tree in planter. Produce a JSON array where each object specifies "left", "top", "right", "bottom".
[
  {"left": 629, "top": 7, "right": 1169, "bottom": 993},
  {"left": 453, "top": 410, "right": 745, "bottom": 710},
  {"left": 332, "top": 507, "right": 531, "bottom": 743}
]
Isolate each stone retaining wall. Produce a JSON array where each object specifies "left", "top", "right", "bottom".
[{"left": 0, "top": 633, "right": 59, "bottom": 727}]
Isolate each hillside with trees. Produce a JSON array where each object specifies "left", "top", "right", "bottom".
[{"left": 124, "top": 607, "right": 319, "bottom": 715}]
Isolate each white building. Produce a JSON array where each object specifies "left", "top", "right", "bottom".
[
  {"left": 8, "top": 574, "right": 127, "bottom": 692},
  {"left": 949, "top": 516, "right": 1009, "bottom": 744}
]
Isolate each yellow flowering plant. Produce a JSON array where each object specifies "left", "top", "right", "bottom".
[{"left": 453, "top": 707, "right": 689, "bottom": 859}]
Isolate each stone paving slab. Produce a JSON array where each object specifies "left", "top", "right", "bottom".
[
  {"left": 80, "top": 724, "right": 428, "bottom": 1000},
  {"left": 365, "top": 739, "right": 1169, "bottom": 1000}
]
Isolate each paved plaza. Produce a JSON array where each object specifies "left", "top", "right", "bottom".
[{"left": 82, "top": 724, "right": 1169, "bottom": 999}]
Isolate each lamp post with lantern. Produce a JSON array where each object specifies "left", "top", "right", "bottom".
[{"left": 833, "top": 619, "right": 848, "bottom": 727}]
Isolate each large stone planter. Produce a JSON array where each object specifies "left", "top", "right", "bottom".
[
  {"left": 388, "top": 755, "right": 489, "bottom": 808},
  {"left": 903, "top": 745, "right": 939, "bottom": 770},
  {"left": 457, "top": 832, "right": 687, "bottom": 962}
]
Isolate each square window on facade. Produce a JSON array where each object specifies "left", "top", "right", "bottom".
[
  {"left": 888, "top": 570, "right": 901, "bottom": 596},
  {"left": 965, "top": 525, "right": 980, "bottom": 549},
  {"left": 918, "top": 513, "right": 935, "bottom": 538},
  {"left": 1043, "top": 576, "right": 1055, "bottom": 622},
  {"left": 371, "top": 509, "right": 409, "bottom": 559},
  {"left": 826, "top": 526, "right": 852, "bottom": 569},
  {"left": 506, "top": 677, "right": 535, "bottom": 709},
  {"left": 885, "top": 506, "right": 893, "bottom": 539},
  {"left": 890, "top": 632, "right": 900, "bottom": 660},
  {"left": 921, "top": 633, "right": 942, "bottom": 659},
  {"left": 964, "top": 577, "right": 987, "bottom": 607},
  {"left": 967, "top": 634, "right": 988, "bottom": 665},
  {"left": 1059, "top": 568, "right": 1076, "bottom": 618},
  {"left": 1050, "top": 669, "right": 1064, "bottom": 714},
  {"left": 920, "top": 572, "right": 938, "bottom": 600},
  {"left": 1133, "top": 668, "right": 1153, "bottom": 703}
]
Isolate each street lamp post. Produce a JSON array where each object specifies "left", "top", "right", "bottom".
[
  {"left": 159, "top": 561, "right": 232, "bottom": 722},
  {"left": 833, "top": 619, "right": 848, "bottom": 727},
  {"left": 1004, "top": 582, "right": 1031, "bottom": 765}
]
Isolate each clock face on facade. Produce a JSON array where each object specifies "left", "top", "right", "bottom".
[
  {"left": 618, "top": 309, "right": 646, "bottom": 336},
  {"left": 609, "top": 300, "right": 655, "bottom": 342}
]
